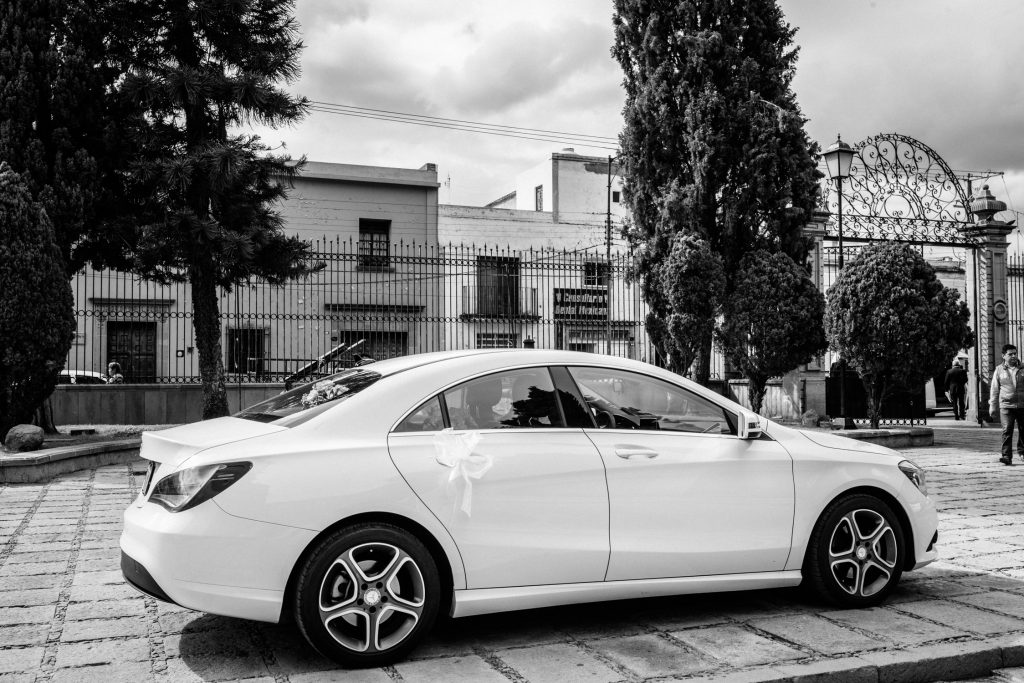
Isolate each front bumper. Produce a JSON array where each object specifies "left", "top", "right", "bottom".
[
  {"left": 908, "top": 490, "right": 939, "bottom": 570},
  {"left": 120, "top": 498, "right": 316, "bottom": 623}
]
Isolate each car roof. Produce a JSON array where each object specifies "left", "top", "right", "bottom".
[
  {"left": 370, "top": 350, "right": 700, "bottom": 394},
  {"left": 368, "top": 349, "right": 651, "bottom": 376},
  {"left": 364, "top": 349, "right": 511, "bottom": 376}
]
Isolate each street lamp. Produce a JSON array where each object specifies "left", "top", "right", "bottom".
[{"left": 823, "top": 134, "right": 856, "bottom": 430}]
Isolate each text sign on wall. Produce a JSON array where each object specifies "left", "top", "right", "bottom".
[{"left": 553, "top": 288, "right": 608, "bottom": 320}]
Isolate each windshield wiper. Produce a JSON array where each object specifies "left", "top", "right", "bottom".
[{"left": 237, "top": 412, "right": 281, "bottom": 424}]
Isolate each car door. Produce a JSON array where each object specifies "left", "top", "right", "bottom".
[
  {"left": 387, "top": 367, "right": 609, "bottom": 590},
  {"left": 564, "top": 366, "right": 794, "bottom": 581}
]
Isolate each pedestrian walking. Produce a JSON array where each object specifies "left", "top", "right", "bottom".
[
  {"left": 106, "top": 361, "right": 125, "bottom": 384},
  {"left": 989, "top": 344, "right": 1024, "bottom": 465},
  {"left": 945, "top": 360, "right": 968, "bottom": 420}
]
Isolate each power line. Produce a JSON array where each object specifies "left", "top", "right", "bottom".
[
  {"left": 308, "top": 102, "right": 620, "bottom": 151},
  {"left": 310, "top": 102, "right": 618, "bottom": 142}
]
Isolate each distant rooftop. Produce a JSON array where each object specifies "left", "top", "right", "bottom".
[
  {"left": 284, "top": 160, "right": 440, "bottom": 188},
  {"left": 485, "top": 190, "right": 516, "bottom": 208}
]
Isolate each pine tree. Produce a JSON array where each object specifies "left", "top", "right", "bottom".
[
  {"left": 119, "top": 0, "right": 317, "bottom": 419},
  {"left": 0, "top": 164, "right": 75, "bottom": 441},
  {"left": 613, "top": 0, "right": 821, "bottom": 384}
]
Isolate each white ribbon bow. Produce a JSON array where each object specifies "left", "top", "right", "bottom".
[{"left": 433, "top": 428, "right": 490, "bottom": 516}]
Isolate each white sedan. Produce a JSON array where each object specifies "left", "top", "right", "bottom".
[{"left": 120, "top": 349, "right": 937, "bottom": 667}]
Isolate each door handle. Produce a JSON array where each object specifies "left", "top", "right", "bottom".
[{"left": 615, "top": 447, "right": 659, "bottom": 459}]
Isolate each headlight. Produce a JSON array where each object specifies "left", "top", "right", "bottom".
[
  {"left": 898, "top": 460, "right": 927, "bottom": 496},
  {"left": 149, "top": 462, "right": 252, "bottom": 512}
]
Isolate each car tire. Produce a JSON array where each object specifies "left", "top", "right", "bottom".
[
  {"left": 804, "top": 494, "right": 905, "bottom": 607},
  {"left": 293, "top": 523, "right": 441, "bottom": 667}
]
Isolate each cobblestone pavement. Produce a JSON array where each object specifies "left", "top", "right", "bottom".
[{"left": 2, "top": 423, "right": 1024, "bottom": 682}]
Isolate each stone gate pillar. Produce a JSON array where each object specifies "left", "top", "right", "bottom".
[
  {"left": 792, "top": 210, "right": 832, "bottom": 419},
  {"left": 961, "top": 185, "right": 1014, "bottom": 424},
  {"left": 804, "top": 210, "right": 830, "bottom": 291}
]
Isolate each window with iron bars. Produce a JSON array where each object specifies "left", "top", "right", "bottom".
[
  {"left": 476, "top": 332, "right": 519, "bottom": 348},
  {"left": 584, "top": 261, "right": 610, "bottom": 287},
  {"left": 358, "top": 219, "right": 391, "bottom": 270}
]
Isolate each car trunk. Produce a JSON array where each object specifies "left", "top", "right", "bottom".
[{"left": 140, "top": 417, "right": 288, "bottom": 468}]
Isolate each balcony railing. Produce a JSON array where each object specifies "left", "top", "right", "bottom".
[{"left": 460, "top": 285, "right": 539, "bottom": 319}]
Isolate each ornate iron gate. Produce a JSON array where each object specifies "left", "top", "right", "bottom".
[{"left": 818, "top": 133, "right": 982, "bottom": 426}]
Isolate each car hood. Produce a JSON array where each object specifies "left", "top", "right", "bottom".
[
  {"left": 794, "top": 428, "right": 899, "bottom": 457},
  {"left": 140, "top": 417, "right": 288, "bottom": 468}
]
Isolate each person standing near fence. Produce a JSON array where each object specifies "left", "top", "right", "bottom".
[
  {"left": 989, "top": 344, "right": 1024, "bottom": 465},
  {"left": 945, "top": 360, "right": 968, "bottom": 420},
  {"left": 106, "top": 362, "right": 125, "bottom": 384}
]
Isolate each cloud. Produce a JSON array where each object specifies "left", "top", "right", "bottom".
[
  {"left": 785, "top": 0, "right": 1024, "bottom": 175},
  {"left": 296, "top": 1, "right": 371, "bottom": 39},
  {"left": 432, "top": 20, "right": 614, "bottom": 114},
  {"left": 251, "top": 0, "right": 1024, "bottom": 212}
]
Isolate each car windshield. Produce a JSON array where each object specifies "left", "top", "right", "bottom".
[{"left": 235, "top": 368, "right": 382, "bottom": 424}]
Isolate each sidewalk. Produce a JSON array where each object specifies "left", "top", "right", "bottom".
[{"left": 1, "top": 425, "right": 1023, "bottom": 682}]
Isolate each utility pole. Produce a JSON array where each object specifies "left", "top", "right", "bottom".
[{"left": 606, "top": 156, "right": 613, "bottom": 355}]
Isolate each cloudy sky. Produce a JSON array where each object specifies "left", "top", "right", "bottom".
[{"left": 252, "top": 0, "right": 1024, "bottom": 234}]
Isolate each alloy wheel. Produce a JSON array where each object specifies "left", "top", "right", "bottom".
[
  {"left": 317, "top": 542, "right": 426, "bottom": 654},
  {"left": 827, "top": 508, "right": 898, "bottom": 598}
]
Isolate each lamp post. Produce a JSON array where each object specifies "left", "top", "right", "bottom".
[{"left": 823, "top": 134, "right": 856, "bottom": 430}]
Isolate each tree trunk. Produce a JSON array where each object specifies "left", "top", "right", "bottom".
[
  {"left": 34, "top": 401, "right": 58, "bottom": 434},
  {"left": 693, "top": 329, "right": 713, "bottom": 387},
  {"left": 866, "top": 379, "right": 885, "bottom": 430},
  {"left": 749, "top": 376, "right": 767, "bottom": 416},
  {"left": 191, "top": 269, "right": 229, "bottom": 419}
]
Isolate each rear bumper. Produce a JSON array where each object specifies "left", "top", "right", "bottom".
[
  {"left": 121, "top": 499, "right": 317, "bottom": 623},
  {"left": 121, "top": 550, "right": 174, "bottom": 603}
]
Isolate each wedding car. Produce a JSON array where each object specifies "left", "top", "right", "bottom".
[{"left": 121, "top": 349, "right": 937, "bottom": 667}]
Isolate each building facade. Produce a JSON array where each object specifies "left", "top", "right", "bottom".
[
  {"left": 64, "top": 161, "right": 441, "bottom": 385},
  {"left": 434, "top": 150, "right": 652, "bottom": 358}
]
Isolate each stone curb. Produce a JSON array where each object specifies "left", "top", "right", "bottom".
[
  {"left": 830, "top": 427, "right": 934, "bottom": 448},
  {"left": 687, "top": 634, "right": 1024, "bottom": 682},
  {"left": 0, "top": 438, "right": 140, "bottom": 483}
]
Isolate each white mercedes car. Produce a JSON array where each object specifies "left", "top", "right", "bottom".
[{"left": 121, "top": 350, "right": 937, "bottom": 667}]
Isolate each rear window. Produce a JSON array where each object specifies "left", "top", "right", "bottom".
[{"left": 236, "top": 368, "right": 381, "bottom": 425}]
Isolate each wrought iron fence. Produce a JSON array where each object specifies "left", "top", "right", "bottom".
[
  {"left": 1007, "top": 253, "right": 1024, "bottom": 353},
  {"left": 67, "top": 240, "right": 689, "bottom": 384}
]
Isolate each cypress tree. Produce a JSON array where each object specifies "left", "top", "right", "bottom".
[
  {"left": 718, "top": 250, "right": 826, "bottom": 415},
  {"left": 613, "top": 0, "right": 821, "bottom": 383},
  {"left": 825, "top": 243, "right": 973, "bottom": 429},
  {"left": 0, "top": 164, "right": 75, "bottom": 441}
]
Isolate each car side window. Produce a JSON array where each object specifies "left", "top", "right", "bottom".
[
  {"left": 443, "top": 369, "right": 564, "bottom": 429},
  {"left": 567, "top": 367, "right": 736, "bottom": 435},
  {"left": 393, "top": 396, "right": 446, "bottom": 433}
]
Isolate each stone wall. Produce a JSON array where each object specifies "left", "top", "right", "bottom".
[{"left": 49, "top": 384, "right": 285, "bottom": 426}]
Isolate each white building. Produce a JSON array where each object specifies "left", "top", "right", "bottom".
[
  {"left": 437, "top": 150, "right": 649, "bottom": 358},
  {"left": 442, "top": 148, "right": 626, "bottom": 250}
]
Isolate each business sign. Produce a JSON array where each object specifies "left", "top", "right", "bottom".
[{"left": 553, "top": 288, "right": 608, "bottom": 320}]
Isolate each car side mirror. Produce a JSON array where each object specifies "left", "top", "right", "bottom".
[{"left": 737, "top": 412, "right": 762, "bottom": 440}]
